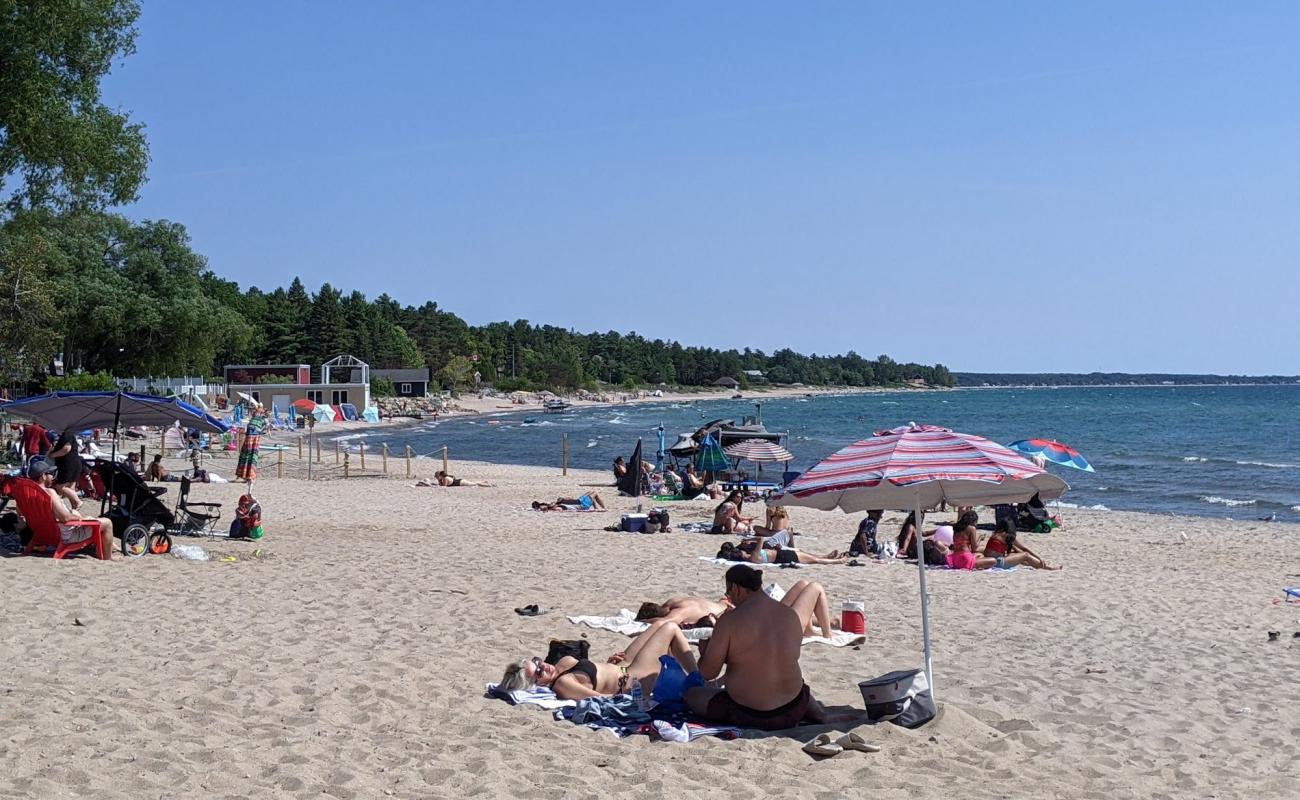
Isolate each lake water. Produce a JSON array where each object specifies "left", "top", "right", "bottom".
[{"left": 346, "top": 385, "right": 1300, "bottom": 522}]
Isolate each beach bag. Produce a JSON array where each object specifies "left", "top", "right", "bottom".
[
  {"left": 545, "top": 639, "right": 590, "bottom": 665},
  {"left": 858, "top": 668, "right": 936, "bottom": 729},
  {"left": 649, "top": 508, "right": 670, "bottom": 528}
]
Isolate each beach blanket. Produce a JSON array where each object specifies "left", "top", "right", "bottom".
[
  {"left": 484, "top": 683, "right": 575, "bottom": 710},
  {"left": 568, "top": 608, "right": 866, "bottom": 648},
  {"left": 678, "top": 522, "right": 715, "bottom": 533},
  {"left": 487, "top": 682, "right": 740, "bottom": 742},
  {"left": 553, "top": 701, "right": 742, "bottom": 742}
]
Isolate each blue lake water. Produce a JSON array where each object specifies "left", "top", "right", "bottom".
[{"left": 347, "top": 385, "right": 1300, "bottom": 522}]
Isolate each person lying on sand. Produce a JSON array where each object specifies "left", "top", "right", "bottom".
[
  {"left": 415, "top": 470, "right": 493, "bottom": 487},
  {"left": 684, "top": 565, "right": 829, "bottom": 729},
  {"left": 530, "top": 492, "right": 607, "bottom": 512},
  {"left": 635, "top": 595, "right": 733, "bottom": 626},
  {"left": 717, "top": 540, "right": 849, "bottom": 566},
  {"left": 500, "top": 619, "right": 698, "bottom": 701}
]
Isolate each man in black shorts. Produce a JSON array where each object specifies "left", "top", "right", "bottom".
[{"left": 684, "top": 565, "right": 825, "bottom": 730}]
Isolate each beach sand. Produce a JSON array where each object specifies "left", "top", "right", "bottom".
[{"left": 3, "top": 457, "right": 1298, "bottom": 799}]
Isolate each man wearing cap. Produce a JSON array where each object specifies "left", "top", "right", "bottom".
[{"left": 28, "top": 461, "right": 116, "bottom": 560}]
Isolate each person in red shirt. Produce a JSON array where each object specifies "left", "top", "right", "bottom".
[{"left": 20, "top": 423, "right": 48, "bottom": 459}]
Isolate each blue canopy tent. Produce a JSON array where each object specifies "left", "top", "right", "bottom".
[{"left": 2, "top": 391, "right": 230, "bottom": 521}]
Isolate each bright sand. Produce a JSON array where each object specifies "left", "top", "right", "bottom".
[{"left": 3, "top": 455, "right": 1299, "bottom": 799}]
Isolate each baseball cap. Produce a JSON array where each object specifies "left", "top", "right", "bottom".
[{"left": 26, "top": 460, "right": 54, "bottom": 479}]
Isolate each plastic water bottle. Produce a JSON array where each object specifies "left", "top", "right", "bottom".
[
  {"left": 630, "top": 678, "right": 645, "bottom": 710},
  {"left": 637, "top": 501, "right": 643, "bottom": 513}
]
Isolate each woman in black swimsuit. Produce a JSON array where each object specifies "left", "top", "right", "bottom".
[{"left": 499, "top": 620, "right": 698, "bottom": 700}]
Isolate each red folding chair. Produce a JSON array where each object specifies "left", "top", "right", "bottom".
[{"left": 8, "top": 477, "right": 106, "bottom": 560}]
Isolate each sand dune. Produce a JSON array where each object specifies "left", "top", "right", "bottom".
[{"left": 2, "top": 458, "right": 1298, "bottom": 799}]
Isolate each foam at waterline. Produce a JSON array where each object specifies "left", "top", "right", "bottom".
[
  {"left": 1054, "top": 502, "right": 1111, "bottom": 511},
  {"left": 1235, "top": 460, "right": 1298, "bottom": 469},
  {"left": 1199, "top": 496, "right": 1256, "bottom": 507}
]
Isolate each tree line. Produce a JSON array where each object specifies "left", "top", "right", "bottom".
[{"left": 0, "top": 1, "right": 954, "bottom": 394}]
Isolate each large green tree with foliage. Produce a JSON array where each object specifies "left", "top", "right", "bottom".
[{"left": 0, "top": 0, "right": 149, "bottom": 213}]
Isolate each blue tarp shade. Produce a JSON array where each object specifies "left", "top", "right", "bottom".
[{"left": 1, "top": 391, "right": 229, "bottom": 434}]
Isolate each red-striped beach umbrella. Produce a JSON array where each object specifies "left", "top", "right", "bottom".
[
  {"left": 768, "top": 423, "right": 1069, "bottom": 697},
  {"left": 723, "top": 438, "right": 794, "bottom": 464}
]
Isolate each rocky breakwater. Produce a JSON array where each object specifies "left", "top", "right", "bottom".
[{"left": 376, "top": 396, "right": 449, "bottom": 418}]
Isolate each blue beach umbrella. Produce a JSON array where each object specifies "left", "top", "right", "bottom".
[{"left": 1006, "top": 438, "right": 1094, "bottom": 473}]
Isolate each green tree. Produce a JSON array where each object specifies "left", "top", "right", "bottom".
[
  {"left": 0, "top": 0, "right": 149, "bottom": 213},
  {"left": 0, "top": 221, "right": 58, "bottom": 378}
]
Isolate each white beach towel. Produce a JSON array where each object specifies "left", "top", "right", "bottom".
[
  {"left": 567, "top": 607, "right": 866, "bottom": 648},
  {"left": 484, "top": 683, "right": 576, "bottom": 710}
]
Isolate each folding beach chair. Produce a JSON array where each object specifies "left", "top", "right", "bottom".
[{"left": 173, "top": 476, "right": 223, "bottom": 537}]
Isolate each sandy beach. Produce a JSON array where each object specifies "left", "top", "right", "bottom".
[{"left": 3, "top": 455, "right": 1299, "bottom": 800}]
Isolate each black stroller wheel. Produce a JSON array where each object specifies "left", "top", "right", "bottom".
[
  {"left": 148, "top": 531, "right": 172, "bottom": 555},
  {"left": 121, "top": 523, "right": 149, "bottom": 557}
]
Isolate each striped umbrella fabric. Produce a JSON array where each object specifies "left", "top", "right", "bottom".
[
  {"left": 723, "top": 438, "right": 794, "bottom": 463},
  {"left": 769, "top": 424, "right": 1068, "bottom": 513},
  {"left": 1007, "top": 438, "right": 1095, "bottom": 472}
]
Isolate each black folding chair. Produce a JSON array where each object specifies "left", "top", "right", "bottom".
[{"left": 173, "top": 476, "right": 223, "bottom": 537}]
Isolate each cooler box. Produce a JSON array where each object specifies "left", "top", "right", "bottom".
[{"left": 620, "top": 513, "right": 649, "bottom": 533}]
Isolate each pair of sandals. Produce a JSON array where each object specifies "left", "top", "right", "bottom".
[
  {"left": 514, "top": 604, "right": 546, "bottom": 616},
  {"left": 802, "top": 732, "right": 881, "bottom": 758}
]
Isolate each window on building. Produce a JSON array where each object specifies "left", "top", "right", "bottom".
[
  {"left": 250, "top": 391, "right": 261, "bottom": 403},
  {"left": 331, "top": 390, "right": 348, "bottom": 405},
  {"left": 307, "top": 390, "right": 323, "bottom": 403},
  {"left": 400, "top": 383, "right": 411, "bottom": 394}
]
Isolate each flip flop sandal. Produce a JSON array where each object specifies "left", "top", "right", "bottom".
[
  {"left": 847, "top": 559, "right": 864, "bottom": 567},
  {"left": 802, "top": 733, "right": 843, "bottom": 758},
  {"left": 514, "top": 605, "right": 545, "bottom": 616},
  {"left": 779, "top": 563, "right": 801, "bottom": 569},
  {"left": 835, "top": 732, "right": 881, "bottom": 753}
]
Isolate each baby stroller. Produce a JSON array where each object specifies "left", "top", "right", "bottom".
[{"left": 92, "top": 460, "right": 175, "bottom": 556}]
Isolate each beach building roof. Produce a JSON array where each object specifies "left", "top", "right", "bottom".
[
  {"left": 713, "top": 376, "right": 740, "bottom": 387},
  {"left": 372, "top": 368, "right": 430, "bottom": 383}
]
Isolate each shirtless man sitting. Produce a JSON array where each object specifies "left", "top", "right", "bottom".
[{"left": 684, "top": 564, "right": 824, "bottom": 729}]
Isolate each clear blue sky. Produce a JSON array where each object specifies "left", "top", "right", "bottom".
[{"left": 104, "top": 2, "right": 1300, "bottom": 374}]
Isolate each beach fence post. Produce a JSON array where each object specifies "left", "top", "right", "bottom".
[
  {"left": 316, "top": 439, "right": 321, "bottom": 463},
  {"left": 277, "top": 448, "right": 284, "bottom": 479},
  {"left": 382, "top": 443, "right": 388, "bottom": 474},
  {"left": 344, "top": 452, "right": 350, "bottom": 479},
  {"left": 335, "top": 440, "right": 340, "bottom": 464},
  {"left": 159, "top": 429, "right": 166, "bottom": 457},
  {"left": 359, "top": 441, "right": 366, "bottom": 470},
  {"left": 297, "top": 436, "right": 303, "bottom": 459},
  {"left": 562, "top": 433, "right": 568, "bottom": 476},
  {"left": 405, "top": 445, "right": 412, "bottom": 478},
  {"left": 138, "top": 445, "right": 145, "bottom": 466},
  {"left": 441, "top": 445, "right": 448, "bottom": 476}
]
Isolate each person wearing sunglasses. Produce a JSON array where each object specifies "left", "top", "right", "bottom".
[{"left": 499, "top": 620, "right": 698, "bottom": 700}]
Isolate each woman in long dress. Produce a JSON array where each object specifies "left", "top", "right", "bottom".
[{"left": 235, "top": 404, "right": 268, "bottom": 484}]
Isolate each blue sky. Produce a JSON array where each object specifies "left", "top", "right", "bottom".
[{"left": 104, "top": 2, "right": 1300, "bottom": 374}]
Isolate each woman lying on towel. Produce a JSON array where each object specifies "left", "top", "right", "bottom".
[
  {"left": 415, "top": 470, "right": 493, "bottom": 487},
  {"left": 637, "top": 581, "right": 838, "bottom": 639},
  {"left": 530, "top": 492, "right": 607, "bottom": 512},
  {"left": 716, "top": 540, "right": 850, "bottom": 566},
  {"left": 635, "top": 595, "right": 732, "bottom": 626},
  {"left": 500, "top": 620, "right": 699, "bottom": 700}
]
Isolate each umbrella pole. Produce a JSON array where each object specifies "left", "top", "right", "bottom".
[
  {"left": 104, "top": 391, "right": 122, "bottom": 519},
  {"left": 914, "top": 499, "right": 936, "bottom": 702}
]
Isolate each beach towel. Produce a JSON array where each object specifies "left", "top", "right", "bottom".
[
  {"left": 1284, "top": 587, "right": 1300, "bottom": 602},
  {"left": 553, "top": 701, "right": 742, "bottom": 742},
  {"left": 567, "top": 608, "right": 867, "bottom": 648},
  {"left": 484, "top": 683, "right": 575, "bottom": 710}
]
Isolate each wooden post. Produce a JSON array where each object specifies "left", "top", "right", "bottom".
[
  {"left": 160, "top": 429, "right": 166, "bottom": 457},
  {"left": 382, "top": 443, "right": 389, "bottom": 474},
  {"left": 297, "top": 436, "right": 303, "bottom": 459},
  {"left": 441, "top": 445, "right": 448, "bottom": 476},
  {"left": 138, "top": 445, "right": 145, "bottom": 466},
  {"left": 316, "top": 438, "right": 322, "bottom": 463},
  {"left": 562, "top": 433, "right": 568, "bottom": 476},
  {"left": 359, "top": 441, "right": 365, "bottom": 470},
  {"left": 405, "top": 445, "right": 412, "bottom": 478},
  {"left": 335, "top": 440, "right": 340, "bottom": 464},
  {"left": 343, "top": 452, "right": 350, "bottom": 479},
  {"left": 277, "top": 448, "right": 284, "bottom": 478}
]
